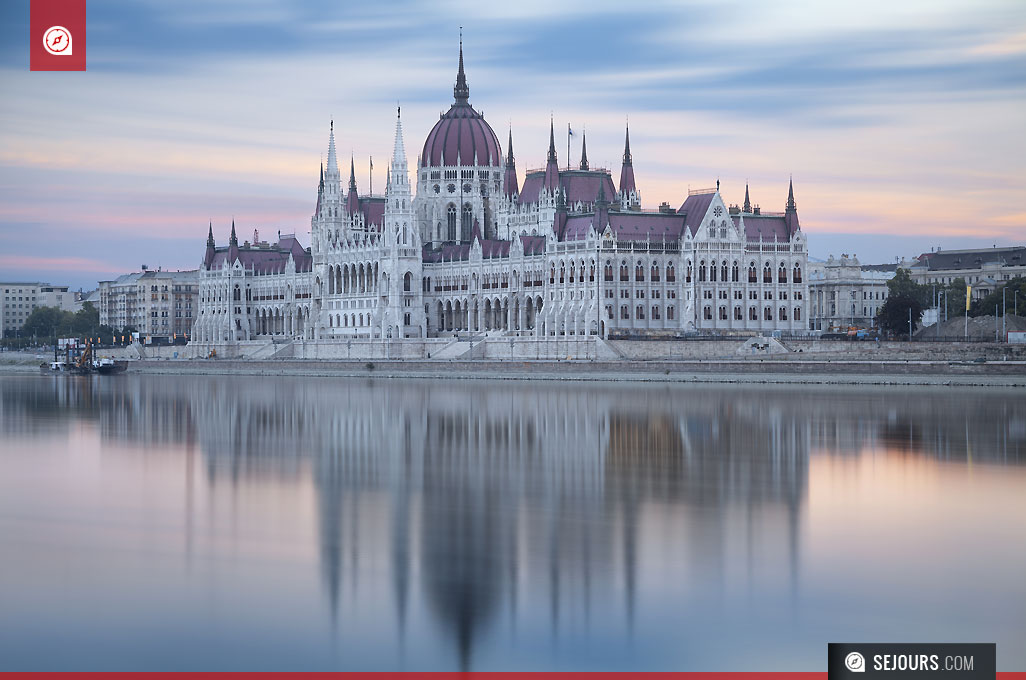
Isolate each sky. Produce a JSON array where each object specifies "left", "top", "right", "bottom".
[{"left": 1, "top": 0, "right": 1024, "bottom": 291}]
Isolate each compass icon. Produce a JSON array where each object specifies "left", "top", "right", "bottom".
[{"left": 44, "top": 26, "right": 73, "bottom": 56}]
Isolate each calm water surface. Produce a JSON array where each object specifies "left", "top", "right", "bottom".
[{"left": 1, "top": 374, "right": 1024, "bottom": 671}]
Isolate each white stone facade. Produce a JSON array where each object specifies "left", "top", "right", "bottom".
[
  {"left": 99, "top": 269, "right": 198, "bottom": 341},
  {"left": 192, "top": 51, "right": 810, "bottom": 349},
  {"left": 807, "top": 254, "right": 893, "bottom": 331}
]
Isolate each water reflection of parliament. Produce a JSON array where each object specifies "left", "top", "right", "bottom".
[{"left": 10, "top": 378, "right": 1025, "bottom": 668}]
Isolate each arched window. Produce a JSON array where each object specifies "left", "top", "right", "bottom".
[
  {"left": 667, "top": 305, "right": 675, "bottom": 320},
  {"left": 710, "top": 260, "right": 717, "bottom": 282},
  {"left": 636, "top": 305, "right": 645, "bottom": 319},
  {"left": 559, "top": 262, "right": 566, "bottom": 284},
  {"left": 763, "top": 263, "right": 772, "bottom": 284},
  {"left": 550, "top": 265, "right": 556, "bottom": 284},
  {"left": 620, "top": 261, "right": 629, "bottom": 282},
  {"left": 461, "top": 203, "right": 473, "bottom": 240},
  {"left": 569, "top": 262, "right": 575, "bottom": 283},
  {"left": 793, "top": 265, "right": 802, "bottom": 283},
  {"left": 732, "top": 261, "right": 739, "bottom": 282},
  {"left": 794, "top": 306, "right": 801, "bottom": 321},
  {"left": 635, "top": 262, "right": 645, "bottom": 282},
  {"left": 685, "top": 262, "right": 692, "bottom": 283},
  {"left": 699, "top": 261, "right": 707, "bottom": 282},
  {"left": 589, "top": 261, "right": 595, "bottom": 282},
  {"left": 604, "top": 261, "right": 613, "bottom": 281},
  {"left": 734, "top": 306, "right": 742, "bottom": 320},
  {"left": 721, "top": 263, "right": 728, "bottom": 281},
  {"left": 748, "top": 262, "right": 757, "bottom": 283},
  {"left": 651, "top": 263, "right": 660, "bottom": 282},
  {"left": 403, "top": 272, "right": 412, "bottom": 292},
  {"left": 703, "top": 306, "right": 712, "bottom": 320},
  {"left": 667, "top": 262, "right": 676, "bottom": 283},
  {"left": 749, "top": 306, "right": 757, "bottom": 321},
  {"left": 620, "top": 305, "right": 629, "bottom": 319},
  {"left": 447, "top": 205, "right": 457, "bottom": 241},
  {"left": 779, "top": 306, "right": 788, "bottom": 321},
  {"left": 764, "top": 306, "right": 772, "bottom": 321},
  {"left": 778, "top": 263, "right": 787, "bottom": 284}
]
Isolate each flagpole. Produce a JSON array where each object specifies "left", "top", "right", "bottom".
[
  {"left": 369, "top": 156, "right": 373, "bottom": 195},
  {"left": 567, "top": 122, "right": 571, "bottom": 171}
]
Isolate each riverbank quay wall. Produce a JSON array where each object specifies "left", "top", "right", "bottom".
[
  {"left": 111, "top": 358, "right": 1026, "bottom": 386},
  {"left": 111, "top": 337, "right": 1026, "bottom": 364}
]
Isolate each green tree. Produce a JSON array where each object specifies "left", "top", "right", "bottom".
[
  {"left": 876, "top": 268, "right": 929, "bottom": 337},
  {"left": 939, "top": 277, "right": 968, "bottom": 321},
  {"left": 969, "top": 277, "right": 1026, "bottom": 318},
  {"left": 876, "top": 293, "right": 925, "bottom": 337},
  {"left": 887, "top": 268, "right": 932, "bottom": 307},
  {"left": 71, "top": 302, "right": 99, "bottom": 334},
  {"left": 21, "top": 306, "right": 71, "bottom": 339}
]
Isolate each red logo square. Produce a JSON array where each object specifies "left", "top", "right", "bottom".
[{"left": 30, "top": 0, "right": 87, "bottom": 71}]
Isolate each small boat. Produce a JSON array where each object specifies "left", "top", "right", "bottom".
[
  {"left": 94, "top": 358, "right": 128, "bottom": 374},
  {"left": 40, "top": 360, "right": 70, "bottom": 373}
]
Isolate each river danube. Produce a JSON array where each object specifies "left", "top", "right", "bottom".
[{"left": 1, "top": 374, "right": 1023, "bottom": 671}]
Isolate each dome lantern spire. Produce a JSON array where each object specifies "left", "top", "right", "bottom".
[{"left": 454, "top": 28, "right": 470, "bottom": 104}]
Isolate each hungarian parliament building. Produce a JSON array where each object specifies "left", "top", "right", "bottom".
[{"left": 191, "top": 47, "right": 809, "bottom": 345}]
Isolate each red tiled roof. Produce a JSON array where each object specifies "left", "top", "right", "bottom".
[{"left": 207, "top": 234, "right": 312, "bottom": 273}]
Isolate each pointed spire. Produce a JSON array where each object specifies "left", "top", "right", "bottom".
[
  {"left": 204, "top": 220, "right": 216, "bottom": 269},
  {"left": 618, "top": 121, "right": 637, "bottom": 198},
  {"left": 503, "top": 127, "right": 519, "bottom": 199},
  {"left": 622, "top": 122, "right": 633, "bottom": 166},
  {"left": 544, "top": 116, "right": 560, "bottom": 192},
  {"left": 579, "top": 130, "right": 589, "bottom": 170},
  {"left": 326, "top": 120, "right": 338, "bottom": 175},
  {"left": 784, "top": 176, "right": 800, "bottom": 237},
  {"left": 229, "top": 219, "right": 238, "bottom": 247},
  {"left": 454, "top": 29, "right": 469, "bottom": 104},
  {"left": 547, "top": 116, "right": 557, "bottom": 163},
  {"left": 391, "top": 107, "right": 407, "bottom": 167},
  {"left": 346, "top": 155, "right": 360, "bottom": 215},
  {"left": 743, "top": 183, "right": 751, "bottom": 213},
  {"left": 506, "top": 127, "right": 515, "bottom": 167}
]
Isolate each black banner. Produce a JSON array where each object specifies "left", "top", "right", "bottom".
[{"left": 829, "top": 644, "right": 995, "bottom": 680}]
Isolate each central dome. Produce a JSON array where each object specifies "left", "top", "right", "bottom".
[{"left": 420, "top": 45, "right": 501, "bottom": 168}]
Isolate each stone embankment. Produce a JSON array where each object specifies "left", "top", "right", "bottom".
[{"left": 5, "top": 339, "right": 1024, "bottom": 386}]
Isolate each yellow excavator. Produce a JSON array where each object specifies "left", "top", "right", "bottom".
[{"left": 73, "top": 341, "right": 94, "bottom": 374}]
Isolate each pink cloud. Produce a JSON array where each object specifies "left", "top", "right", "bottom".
[{"left": 0, "top": 254, "right": 131, "bottom": 275}]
